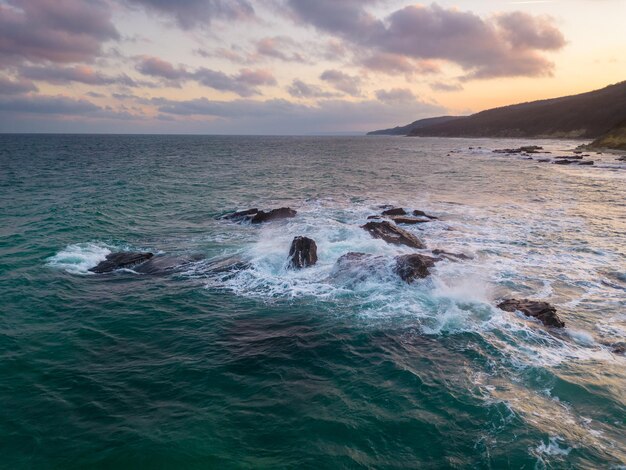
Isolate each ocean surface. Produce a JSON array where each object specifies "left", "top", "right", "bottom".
[{"left": 0, "top": 134, "right": 624, "bottom": 469}]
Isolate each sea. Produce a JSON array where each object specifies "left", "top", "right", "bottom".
[{"left": 0, "top": 134, "right": 624, "bottom": 468}]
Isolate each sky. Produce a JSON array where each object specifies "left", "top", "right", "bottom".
[{"left": 0, "top": 0, "right": 624, "bottom": 134}]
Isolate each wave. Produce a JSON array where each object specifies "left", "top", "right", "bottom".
[{"left": 46, "top": 242, "right": 113, "bottom": 274}]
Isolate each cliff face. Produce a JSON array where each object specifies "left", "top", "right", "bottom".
[{"left": 408, "top": 81, "right": 626, "bottom": 138}]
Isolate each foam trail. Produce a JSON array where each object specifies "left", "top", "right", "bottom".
[{"left": 47, "top": 243, "right": 112, "bottom": 274}]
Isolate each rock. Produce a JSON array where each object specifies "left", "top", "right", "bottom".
[
  {"left": 577, "top": 160, "right": 594, "bottom": 165},
  {"left": 609, "top": 343, "right": 625, "bottom": 354},
  {"left": 497, "top": 299, "right": 565, "bottom": 328},
  {"left": 553, "top": 159, "right": 575, "bottom": 165},
  {"left": 432, "top": 249, "right": 472, "bottom": 261},
  {"left": 222, "top": 208, "right": 258, "bottom": 220},
  {"left": 493, "top": 146, "right": 543, "bottom": 154},
  {"left": 389, "top": 216, "right": 431, "bottom": 225},
  {"left": 394, "top": 254, "right": 438, "bottom": 283},
  {"left": 412, "top": 210, "right": 438, "bottom": 219},
  {"left": 331, "top": 252, "right": 385, "bottom": 283},
  {"left": 250, "top": 207, "right": 297, "bottom": 223},
  {"left": 336, "top": 252, "right": 374, "bottom": 264},
  {"left": 381, "top": 207, "right": 407, "bottom": 216},
  {"left": 361, "top": 221, "right": 426, "bottom": 249},
  {"left": 556, "top": 155, "right": 583, "bottom": 159},
  {"left": 538, "top": 159, "right": 551, "bottom": 163},
  {"left": 288, "top": 236, "right": 318, "bottom": 269},
  {"left": 611, "top": 343, "right": 625, "bottom": 355},
  {"left": 89, "top": 252, "right": 154, "bottom": 273},
  {"left": 204, "top": 255, "right": 250, "bottom": 277},
  {"left": 616, "top": 156, "right": 626, "bottom": 161},
  {"left": 133, "top": 254, "right": 203, "bottom": 275},
  {"left": 367, "top": 215, "right": 382, "bottom": 220}
]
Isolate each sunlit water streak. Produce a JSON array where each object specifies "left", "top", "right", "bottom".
[{"left": 0, "top": 134, "right": 624, "bottom": 468}]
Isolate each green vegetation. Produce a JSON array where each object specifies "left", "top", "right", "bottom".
[{"left": 589, "top": 122, "right": 626, "bottom": 151}]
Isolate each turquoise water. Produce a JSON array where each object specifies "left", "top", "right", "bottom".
[{"left": 0, "top": 134, "right": 624, "bottom": 468}]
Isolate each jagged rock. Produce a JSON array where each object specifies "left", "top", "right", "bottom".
[
  {"left": 412, "top": 210, "right": 438, "bottom": 219},
  {"left": 389, "top": 216, "right": 431, "bottom": 225},
  {"left": 432, "top": 249, "right": 472, "bottom": 261},
  {"left": 382, "top": 207, "right": 407, "bottom": 216},
  {"left": 497, "top": 299, "right": 565, "bottom": 328},
  {"left": 251, "top": 207, "right": 297, "bottom": 223},
  {"left": 89, "top": 252, "right": 154, "bottom": 273},
  {"left": 361, "top": 221, "right": 425, "bottom": 249},
  {"left": 288, "top": 236, "right": 318, "bottom": 269},
  {"left": 394, "top": 254, "right": 438, "bottom": 283}
]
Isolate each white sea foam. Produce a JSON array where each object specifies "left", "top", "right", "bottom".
[{"left": 47, "top": 242, "right": 112, "bottom": 274}]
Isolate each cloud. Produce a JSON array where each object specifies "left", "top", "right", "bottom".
[
  {"left": 21, "top": 65, "right": 138, "bottom": 87},
  {"left": 360, "top": 52, "right": 440, "bottom": 76},
  {"left": 0, "top": 0, "right": 119, "bottom": 65},
  {"left": 287, "top": 79, "right": 338, "bottom": 99},
  {"left": 135, "top": 56, "right": 276, "bottom": 96},
  {"left": 430, "top": 81, "right": 463, "bottom": 92},
  {"left": 287, "top": 1, "right": 565, "bottom": 79},
  {"left": 0, "top": 76, "right": 38, "bottom": 95},
  {"left": 375, "top": 88, "right": 416, "bottom": 104},
  {"left": 155, "top": 94, "right": 446, "bottom": 134},
  {"left": 320, "top": 69, "right": 362, "bottom": 96},
  {"left": 135, "top": 56, "right": 186, "bottom": 81},
  {"left": 255, "top": 36, "right": 306, "bottom": 62},
  {"left": 0, "top": 95, "right": 100, "bottom": 114},
  {"left": 193, "top": 68, "right": 276, "bottom": 96},
  {"left": 123, "top": 0, "right": 254, "bottom": 29}
]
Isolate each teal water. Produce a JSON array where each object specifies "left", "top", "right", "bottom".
[{"left": 0, "top": 134, "right": 624, "bottom": 468}]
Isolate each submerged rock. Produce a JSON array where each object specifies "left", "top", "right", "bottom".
[
  {"left": 432, "top": 249, "right": 472, "bottom": 261},
  {"left": 331, "top": 252, "right": 385, "bottom": 283},
  {"left": 578, "top": 160, "right": 594, "bottom": 165},
  {"left": 381, "top": 207, "right": 407, "bottom": 216},
  {"left": 288, "top": 236, "right": 318, "bottom": 269},
  {"left": 493, "top": 146, "right": 543, "bottom": 154},
  {"left": 555, "top": 155, "right": 583, "bottom": 159},
  {"left": 222, "top": 208, "right": 259, "bottom": 220},
  {"left": 394, "top": 254, "right": 438, "bottom": 283},
  {"left": 223, "top": 207, "right": 297, "bottom": 223},
  {"left": 412, "top": 209, "right": 438, "bottom": 219},
  {"left": 251, "top": 207, "right": 297, "bottom": 224},
  {"left": 497, "top": 299, "right": 565, "bottom": 328},
  {"left": 361, "top": 221, "right": 426, "bottom": 249},
  {"left": 133, "top": 254, "right": 203, "bottom": 275},
  {"left": 389, "top": 216, "right": 431, "bottom": 225},
  {"left": 89, "top": 252, "right": 154, "bottom": 273},
  {"left": 553, "top": 159, "right": 575, "bottom": 165}
]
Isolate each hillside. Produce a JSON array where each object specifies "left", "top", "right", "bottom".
[
  {"left": 367, "top": 116, "right": 462, "bottom": 135},
  {"left": 407, "top": 81, "right": 626, "bottom": 138},
  {"left": 588, "top": 121, "right": 626, "bottom": 150}
]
